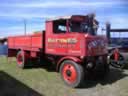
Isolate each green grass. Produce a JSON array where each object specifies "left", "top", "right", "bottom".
[
  {"left": 0, "top": 56, "right": 75, "bottom": 96},
  {"left": 1, "top": 56, "right": 128, "bottom": 96}
]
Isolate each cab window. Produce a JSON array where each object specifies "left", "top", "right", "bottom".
[{"left": 53, "top": 20, "right": 67, "bottom": 34}]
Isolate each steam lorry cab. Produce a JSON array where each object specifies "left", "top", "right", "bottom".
[{"left": 8, "top": 14, "right": 109, "bottom": 88}]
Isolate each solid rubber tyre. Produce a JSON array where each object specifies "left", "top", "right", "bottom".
[
  {"left": 60, "top": 60, "right": 84, "bottom": 88},
  {"left": 16, "top": 51, "right": 29, "bottom": 69}
]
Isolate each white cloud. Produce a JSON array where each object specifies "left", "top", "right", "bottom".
[
  {"left": 97, "top": 15, "right": 128, "bottom": 28},
  {"left": 0, "top": 0, "right": 127, "bottom": 37},
  {"left": 0, "top": 23, "right": 44, "bottom": 38},
  {"left": 0, "top": 1, "right": 127, "bottom": 19},
  {"left": 0, "top": 12, "right": 56, "bottom": 19},
  {"left": 0, "top": 1, "right": 126, "bottom": 8}
]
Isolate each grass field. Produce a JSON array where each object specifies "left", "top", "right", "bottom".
[{"left": 0, "top": 56, "right": 128, "bottom": 96}]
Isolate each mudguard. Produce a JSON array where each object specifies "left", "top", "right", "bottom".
[{"left": 56, "top": 56, "right": 82, "bottom": 71}]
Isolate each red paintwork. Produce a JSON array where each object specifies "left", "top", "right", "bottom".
[
  {"left": 45, "top": 33, "right": 107, "bottom": 56},
  {"left": 86, "top": 35, "right": 108, "bottom": 56},
  {"left": 114, "top": 49, "right": 119, "bottom": 61},
  {"left": 8, "top": 33, "right": 42, "bottom": 52},
  {"left": 62, "top": 63, "right": 77, "bottom": 83},
  {"left": 31, "top": 51, "right": 37, "bottom": 57},
  {"left": 57, "top": 56, "right": 81, "bottom": 64},
  {"left": 56, "top": 56, "right": 81, "bottom": 71}
]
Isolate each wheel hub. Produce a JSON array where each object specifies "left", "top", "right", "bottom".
[
  {"left": 66, "top": 70, "right": 72, "bottom": 77},
  {"left": 62, "top": 64, "right": 77, "bottom": 83}
]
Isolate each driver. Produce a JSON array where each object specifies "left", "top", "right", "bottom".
[
  {"left": 88, "top": 13, "right": 99, "bottom": 35},
  {"left": 92, "top": 14, "right": 99, "bottom": 32}
]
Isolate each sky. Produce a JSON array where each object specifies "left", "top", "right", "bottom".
[{"left": 0, "top": 0, "right": 128, "bottom": 38}]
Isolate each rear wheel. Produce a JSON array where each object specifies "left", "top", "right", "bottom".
[
  {"left": 16, "top": 51, "right": 29, "bottom": 69},
  {"left": 60, "top": 60, "right": 84, "bottom": 88}
]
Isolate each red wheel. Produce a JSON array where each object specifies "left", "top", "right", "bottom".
[
  {"left": 109, "top": 52, "right": 125, "bottom": 69},
  {"left": 62, "top": 64, "right": 77, "bottom": 83},
  {"left": 16, "top": 51, "right": 29, "bottom": 68},
  {"left": 17, "top": 52, "right": 23, "bottom": 65},
  {"left": 60, "top": 60, "right": 84, "bottom": 88}
]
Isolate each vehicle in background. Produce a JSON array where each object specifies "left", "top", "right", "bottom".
[{"left": 105, "top": 23, "right": 128, "bottom": 68}]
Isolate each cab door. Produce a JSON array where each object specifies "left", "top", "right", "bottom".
[{"left": 45, "top": 20, "right": 68, "bottom": 55}]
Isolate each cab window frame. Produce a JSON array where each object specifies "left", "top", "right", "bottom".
[{"left": 53, "top": 19, "right": 67, "bottom": 34}]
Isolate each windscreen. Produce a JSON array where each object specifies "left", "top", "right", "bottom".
[{"left": 69, "top": 19, "right": 99, "bottom": 35}]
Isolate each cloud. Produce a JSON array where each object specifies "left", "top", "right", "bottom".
[
  {"left": 0, "top": 0, "right": 127, "bottom": 19},
  {"left": 97, "top": 14, "right": 128, "bottom": 27},
  {"left": 0, "top": 14, "right": 55, "bottom": 19},
  {"left": 0, "top": 22, "right": 44, "bottom": 38},
  {"left": 0, "top": 0, "right": 128, "bottom": 37},
  {"left": 0, "top": 1, "right": 126, "bottom": 8}
]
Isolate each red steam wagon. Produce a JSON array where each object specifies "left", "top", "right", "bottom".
[{"left": 8, "top": 14, "right": 109, "bottom": 87}]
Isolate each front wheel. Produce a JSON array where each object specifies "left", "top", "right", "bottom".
[{"left": 60, "top": 60, "right": 84, "bottom": 88}]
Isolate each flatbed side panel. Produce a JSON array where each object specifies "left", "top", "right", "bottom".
[
  {"left": 8, "top": 37, "right": 15, "bottom": 48},
  {"left": 32, "top": 35, "right": 42, "bottom": 48},
  {"left": 14, "top": 36, "right": 31, "bottom": 48},
  {"left": 8, "top": 34, "right": 43, "bottom": 52}
]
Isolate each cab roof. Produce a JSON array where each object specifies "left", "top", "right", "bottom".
[{"left": 46, "top": 15, "right": 88, "bottom": 22}]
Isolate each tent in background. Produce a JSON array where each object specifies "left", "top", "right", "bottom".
[
  {"left": 0, "top": 38, "right": 8, "bottom": 56},
  {"left": 0, "top": 45, "right": 8, "bottom": 56}
]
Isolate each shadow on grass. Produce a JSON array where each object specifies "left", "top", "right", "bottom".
[
  {"left": 0, "top": 71, "right": 44, "bottom": 96},
  {"left": 14, "top": 59, "right": 128, "bottom": 89},
  {"left": 80, "top": 68, "right": 128, "bottom": 89},
  {"left": 25, "top": 60, "right": 56, "bottom": 72}
]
